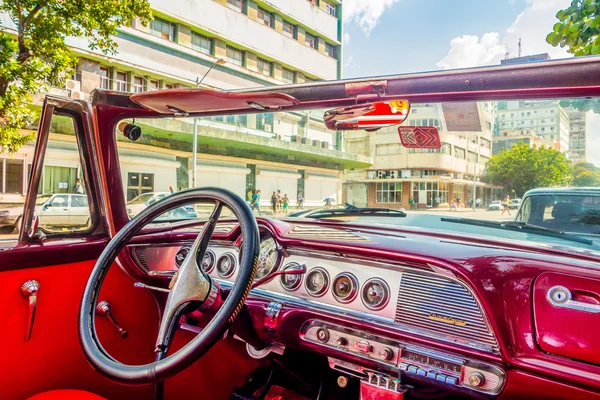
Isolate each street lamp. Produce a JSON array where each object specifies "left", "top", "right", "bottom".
[
  {"left": 465, "top": 134, "right": 480, "bottom": 211},
  {"left": 192, "top": 58, "right": 225, "bottom": 188}
]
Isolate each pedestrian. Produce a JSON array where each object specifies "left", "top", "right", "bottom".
[
  {"left": 324, "top": 198, "right": 332, "bottom": 209},
  {"left": 434, "top": 195, "right": 440, "bottom": 208},
  {"left": 271, "top": 191, "right": 278, "bottom": 215},
  {"left": 169, "top": 185, "right": 175, "bottom": 194},
  {"left": 247, "top": 188, "right": 253, "bottom": 204},
  {"left": 501, "top": 195, "right": 511, "bottom": 216},
  {"left": 72, "top": 178, "right": 84, "bottom": 194},
  {"left": 456, "top": 198, "right": 461, "bottom": 208},
  {"left": 276, "top": 190, "right": 282, "bottom": 213},
  {"left": 409, "top": 197, "right": 415, "bottom": 210},
  {"left": 476, "top": 198, "right": 481, "bottom": 208},
  {"left": 297, "top": 191, "right": 304, "bottom": 209},
  {"left": 283, "top": 194, "right": 289, "bottom": 214},
  {"left": 251, "top": 190, "right": 261, "bottom": 216}
]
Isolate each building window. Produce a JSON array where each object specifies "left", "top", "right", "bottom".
[
  {"left": 325, "top": 2, "right": 336, "bottom": 16},
  {"left": 226, "top": 46, "right": 245, "bottom": 66},
  {"left": 325, "top": 43, "right": 336, "bottom": 58},
  {"left": 150, "top": 80, "right": 159, "bottom": 91},
  {"left": 305, "top": 33, "right": 317, "bottom": 49},
  {"left": 454, "top": 146, "right": 465, "bottom": 159},
  {"left": 376, "top": 143, "right": 402, "bottom": 155},
  {"left": 281, "top": 68, "right": 296, "bottom": 84},
  {"left": 227, "top": 0, "right": 245, "bottom": 13},
  {"left": 99, "top": 67, "right": 110, "bottom": 90},
  {"left": 257, "top": 58, "right": 272, "bottom": 76},
  {"left": 3, "top": 159, "right": 24, "bottom": 193},
  {"left": 133, "top": 76, "right": 144, "bottom": 93},
  {"left": 282, "top": 21, "right": 296, "bottom": 39},
  {"left": 441, "top": 142, "right": 451, "bottom": 154},
  {"left": 257, "top": 7, "right": 273, "bottom": 27},
  {"left": 127, "top": 172, "right": 154, "bottom": 201},
  {"left": 192, "top": 32, "right": 212, "bottom": 55},
  {"left": 149, "top": 16, "right": 177, "bottom": 41},
  {"left": 376, "top": 182, "right": 402, "bottom": 204},
  {"left": 467, "top": 151, "right": 478, "bottom": 162},
  {"left": 116, "top": 71, "right": 128, "bottom": 92},
  {"left": 165, "top": 83, "right": 174, "bottom": 90},
  {"left": 256, "top": 113, "right": 274, "bottom": 131}
]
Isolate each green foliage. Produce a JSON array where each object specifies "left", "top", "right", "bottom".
[
  {"left": 547, "top": 0, "right": 600, "bottom": 55},
  {"left": 484, "top": 142, "right": 572, "bottom": 197},
  {"left": 572, "top": 162, "right": 600, "bottom": 186},
  {"left": 0, "top": 0, "right": 152, "bottom": 154}
]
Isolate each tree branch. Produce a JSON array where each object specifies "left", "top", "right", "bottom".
[{"left": 22, "top": 4, "right": 45, "bottom": 30}]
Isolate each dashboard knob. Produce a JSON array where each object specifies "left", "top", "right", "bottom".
[
  {"left": 336, "top": 337, "right": 348, "bottom": 346},
  {"left": 378, "top": 347, "right": 394, "bottom": 361},
  {"left": 316, "top": 328, "right": 330, "bottom": 343},
  {"left": 468, "top": 372, "right": 486, "bottom": 387}
]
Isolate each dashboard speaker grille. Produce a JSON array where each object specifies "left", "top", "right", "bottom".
[
  {"left": 395, "top": 272, "right": 499, "bottom": 353},
  {"left": 133, "top": 247, "right": 149, "bottom": 271}
]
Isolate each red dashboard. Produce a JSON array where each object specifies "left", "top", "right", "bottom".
[{"left": 123, "top": 218, "right": 600, "bottom": 399}]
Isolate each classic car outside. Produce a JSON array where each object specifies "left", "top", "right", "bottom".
[
  {"left": 2, "top": 58, "right": 600, "bottom": 400},
  {"left": 36, "top": 193, "right": 90, "bottom": 228},
  {"left": 508, "top": 198, "right": 522, "bottom": 210},
  {"left": 488, "top": 200, "right": 503, "bottom": 211},
  {"left": 127, "top": 192, "right": 199, "bottom": 220}
]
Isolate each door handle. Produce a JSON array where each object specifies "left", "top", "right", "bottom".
[
  {"left": 547, "top": 286, "right": 600, "bottom": 314},
  {"left": 20, "top": 280, "right": 40, "bottom": 341}
]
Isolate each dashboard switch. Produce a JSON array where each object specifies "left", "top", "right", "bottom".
[
  {"left": 353, "top": 340, "right": 373, "bottom": 353},
  {"left": 407, "top": 365, "right": 418, "bottom": 374},
  {"left": 468, "top": 372, "right": 486, "bottom": 387},
  {"left": 316, "top": 328, "right": 330, "bottom": 343},
  {"left": 378, "top": 347, "right": 394, "bottom": 361},
  {"left": 435, "top": 374, "right": 447, "bottom": 382},
  {"left": 446, "top": 376, "right": 459, "bottom": 385},
  {"left": 426, "top": 371, "right": 437, "bottom": 379},
  {"left": 336, "top": 337, "right": 348, "bottom": 346},
  {"left": 416, "top": 368, "right": 427, "bottom": 377}
]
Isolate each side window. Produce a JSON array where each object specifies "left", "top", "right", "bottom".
[{"left": 0, "top": 113, "right": 93, "bottom": 241}]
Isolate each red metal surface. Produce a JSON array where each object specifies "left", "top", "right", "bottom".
[
  {"left": 323, "top": 101, "right": 409, "bottom": 130},
  {"left": 130, "top": 89, "right": 300, "bottom": 114},
  {"left": 360, "top": 382, "right": 404, "bottom": 400},
  {"left": 534, "top": 272, "right": 600, "bottom": 366},
  {"left": 398, "top": 126, "right": 441, "bottom": 148}
]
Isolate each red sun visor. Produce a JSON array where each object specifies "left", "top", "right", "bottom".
[{"left": 130, "top": 89, "right": 300, "bottom": 115}]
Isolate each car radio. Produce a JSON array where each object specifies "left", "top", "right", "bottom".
[{"left": 300, "top": 320, "right": 505, "bottom": 395}]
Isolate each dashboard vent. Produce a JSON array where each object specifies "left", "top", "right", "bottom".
[
  {"left": 133, "top": 247, "right": 149, "bottom": 271},
  {"left": 395, "top": 272, "right": 499, "bottom": 353},
  {"left": 287, "top": 225, "right": 369, "bottom": 242}
]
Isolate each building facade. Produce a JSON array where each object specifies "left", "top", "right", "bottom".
[
  {"left": 495, "top": 100, "right": 569, "bottom": 154},
  {"left": 343, "top": 102, "right": 498, "bottom": 209},
  {"left": 566, "top": 108, "right": 587, "bottom": 163},
  {"left": 0, "top": 0, "right": 363, "bottom": 208}
]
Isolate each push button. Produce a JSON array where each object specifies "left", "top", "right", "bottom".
[
  {"left": 407, "top": 365, "right": 418, "bottom": 374},
  {"left": 416, "top": 368, "right": 427, "bottom": 377},
  {"left": 426, "top": 371, "right": 437, "bottom": 379},
  {"left": 436, "top": 374, "right": 448, "bottom": 382},
  {"left": 446, "top": 376, "right": 458, "bottom": 385}
]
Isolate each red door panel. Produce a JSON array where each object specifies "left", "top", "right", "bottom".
[
  {"left": 0, "top": 260, "right": 158, "bottom": 399},
  {"left": 533, "top": 272, "right": 600, "bottom": 366}
]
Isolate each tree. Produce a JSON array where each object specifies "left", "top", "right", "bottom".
[
  {"left": 572, "top": 162, "right": 600, "bottom": 186},
  {"left": 0, "top": 0, "right": 152, "bottom": 154},
  {"left": 547, "top": 0, "right": 600, "bottom": 56},
  {"left": 484, "top": 142, "right": 572, "bottom": 197}
]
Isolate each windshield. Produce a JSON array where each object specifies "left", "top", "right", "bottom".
[{"left": 115, "top": 96, "right": 600, "bottom": 252}]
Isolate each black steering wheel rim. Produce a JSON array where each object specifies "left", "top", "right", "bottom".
[{"left": 79, "top": 187, "right": 260, "bottom": 384}]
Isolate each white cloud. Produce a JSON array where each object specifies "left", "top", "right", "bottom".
[
  {"left": 437, "top": 33, "right": 506, "bottom": 70},
  {"left": 437, "top": 0, "right": 571, "bottom": 69},
  {"left": 343, "top": 0, "right": 400, "bottom": 35},
  {"left": 343, "top": 32, "right": 351, "bottom": 44}
]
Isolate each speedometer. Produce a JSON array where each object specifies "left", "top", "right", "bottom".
[{"left": 255, "top": 237, "right": 279, "bottom": 280}]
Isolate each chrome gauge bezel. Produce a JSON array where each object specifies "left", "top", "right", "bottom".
[
  {"left": 280, "top": 262, "right": 304, "bottom": 291},
  {"left": 332, "top": 272, "right": 359, "bottom": 303},
  {"left": 305, "top": 267, "right": 330, "bottom": 297},
  {"left": 255, "top": 234, "right": 281, "bottom": 280},
  {"left": 216, "top": 252, "right": 236, "bottom": 278},
  {"left": 201, "top": 249, "right": 216, "bottom": 273},
  {"left": 361, "top": 278, "right": 390, "bottom": 310}
]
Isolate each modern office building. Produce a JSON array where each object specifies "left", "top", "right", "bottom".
[
  {"left": 0, "top": 0, "right": 366, "bottom": 207},
  {"left": 495, "top": 100, "right": 569, "bottom": 155},
  {"left": 566, "top": 108, "right": 587, "bottom": 163},
  {"left": 343, "top": 102, "right": 499, "bottom": 209}
]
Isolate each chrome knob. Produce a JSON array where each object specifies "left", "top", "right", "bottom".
[
  {"left": 468, "top": 372, "right": 486, "bottom": 387},
  {"left": 96, "top": 301, "right": 128, "bottom": 339},
  {"left": 365, "top": 370, "right": 376, "bottom": 384},
  {"left": 20, "top": 280, "right": 40, "bottom": 341},
  {"left": 316, "top": 328, "right": 330, "bottom": 343},
  {"left": 378, "top": 347, "right": 394, "bottom": 361},
  {"left": 336, "top": 337, "right": 348, "bottom": 346}
]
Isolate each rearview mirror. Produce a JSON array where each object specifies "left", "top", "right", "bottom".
[{"left": 324, "top": 100, "right": 410, "bottom": 132}]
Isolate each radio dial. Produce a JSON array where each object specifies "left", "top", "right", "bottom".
[
  {"left": 336, "top": 337, "right": 348, "bottom": 346},
  {"left": 378, "top": 347, "right": 394, "bottom": 361},
  {"left": 468, "top": 372, "right": 486, "bottom": 387},
  {"left": 316, "top": 328, "right": 330, "bottom": 343}
]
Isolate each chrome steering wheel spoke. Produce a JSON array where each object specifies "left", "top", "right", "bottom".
[{"left": 155, "top": 201, "right": 224, "bottom": 353}]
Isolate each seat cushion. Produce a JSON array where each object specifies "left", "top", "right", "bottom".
[{"left": 28, "top": 390, "right": 106, "bottom": 400}]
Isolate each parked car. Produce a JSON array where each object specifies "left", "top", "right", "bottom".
[
  {"left": 508, "top": 198, "right": 522, "bottom": 209},
  {"left": 0, "top": 207, "right": 22, "bottom": 233},
  {"left": 488, "top": 200, "right": 502, "bottom": 211},
  {"left": 36, "top": 193, "right": 90, "bottom": 228},
  {"left": 515, "top": 187, "right": 600, "bottom": 236},
  {"left": 127, "top": 192, "right": 198, "bottom": 220}
]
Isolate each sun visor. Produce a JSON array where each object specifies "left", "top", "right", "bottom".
[{"left": 130, "top": 89, "right": 300, "bottom": 115}]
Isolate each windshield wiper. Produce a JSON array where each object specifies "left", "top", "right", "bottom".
[
  {"left": 440, "top": 217, "right": 594, "bottom": 245},
  {"left": 305, "top": 207, "right": 407, "bottom": 219}
]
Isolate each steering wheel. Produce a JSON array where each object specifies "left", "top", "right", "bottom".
[{"left": 79, "top": 188, "right": 260, "bottom": 384}]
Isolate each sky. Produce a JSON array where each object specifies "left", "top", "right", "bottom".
[{"left": 341, "top": 0, "right": 600, "bottom": 166}]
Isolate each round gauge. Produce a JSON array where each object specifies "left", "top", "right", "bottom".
[
  {"left": 332, "top": 273, "right": 359, "bottom": 303},
  {"left": 280, "top": 262, "right": 303, "bottom": 291},
  {"left": 201, "top": 250, "right": 216, "bottom": 273},
  {"left": 216, "top": 253, "right": 236, "bottom": 278},
  {"left": 175, "top": 247, "right": 189, "bottom": 268},
  {"left": 361, "top": 278, "right": 390, "bottom": 310},
  {"left": 255, "top": 237, "right": 279, "bottom": 280},
  {"left": 305, "top": 267, "right": 329, "bottom": 297}
]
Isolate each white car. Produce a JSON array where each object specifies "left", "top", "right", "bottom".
[
  {"left": 36, "top": 193, "right": 90, "bottom": 227},
  {"left": 488, "top": 200, "right": 502, "bottom": 211},
  {"left": 127, "top": 192, "right": 198, "bottom": 219}
]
